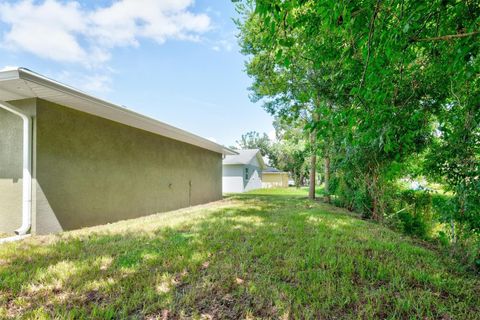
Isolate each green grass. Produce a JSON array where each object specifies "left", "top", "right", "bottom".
[{"left": 0, "top": 188, "right": 478, "bottom": 319}]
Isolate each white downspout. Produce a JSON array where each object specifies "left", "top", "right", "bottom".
[{"left": 0, "top": 100, "right": 32, "bottom": 235}]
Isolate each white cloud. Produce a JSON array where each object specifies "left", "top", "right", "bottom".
[
  {"left": 0, "top": 0, "right": 88, "bottom": 63},
  {"left": 207, "top": 137, "right": 218, "bottom": 143},
  {"left": 0, "top": 65, "right": 18, "bottom": 71},
  {"left": 0, "top": 0, "right": 211, "bottom": 65},
  {"left": 89, "top": 0, "right": 210, "bottom": 49},
  {"left": 55, "top": 70, "right": 113, "bottom": 93},
  {"left": 211, "top": 39, "right": 233, "bottom": 52},
  {"left": 208, "top": 28, "right": 236, "bottom": 53}
]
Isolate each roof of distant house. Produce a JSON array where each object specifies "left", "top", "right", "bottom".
[
  {"left": 223, "top": 149, "right": 266, "bottom": 169},
  {"left": 263, "top": 167, "right": 287, "bottom": 173}
]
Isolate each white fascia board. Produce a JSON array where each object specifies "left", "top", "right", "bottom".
[
  {"left": 0, "top": 69, "right": 21, "bottom": 81},
  {"left": 1, "top": 68, "right": 236, "bottom": 155}
]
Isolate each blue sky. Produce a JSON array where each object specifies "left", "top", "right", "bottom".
[{"left": 0, "top": 0, "right": 274, "bottom": 147}]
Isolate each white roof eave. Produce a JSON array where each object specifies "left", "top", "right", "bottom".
[{"left": 0, "top": 68, "right": 236, "bottom": 155}]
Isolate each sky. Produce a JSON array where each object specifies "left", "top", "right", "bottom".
[{"left": 0, "top": 0, "right": 275, "bottom": 147}]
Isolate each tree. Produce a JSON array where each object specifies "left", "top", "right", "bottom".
[
  {"left": 270, "top": 119, "right": 309, "bottom": 186},
  {"left": 235, "top": 0, "right": 479, "bottom": 222},
  {"left": 236, "top": 2, "right": 345, "bottom": 199},
  {"left": 235, "top": 131, "right": 272, "bottom": 160}
]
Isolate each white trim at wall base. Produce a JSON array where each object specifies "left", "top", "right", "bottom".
[{"left": 0, "top": 234, "right": 31, "bottom": 244}]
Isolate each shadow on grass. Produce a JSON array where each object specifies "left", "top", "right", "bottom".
[{"left": 1, "top": 193, "right": 479, "bottom": 319}]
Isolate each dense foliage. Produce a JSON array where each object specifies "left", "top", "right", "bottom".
[{"left": 235, "top": 0, "right": 479, "bottom": 270}]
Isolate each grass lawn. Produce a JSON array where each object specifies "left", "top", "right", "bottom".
[{"left": 0, "top": 188, "right": 478, "bottom": 319}]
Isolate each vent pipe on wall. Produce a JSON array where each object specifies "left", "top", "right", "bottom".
[{"left": 0, "top": 100, "right": 32, "bottom": 235}]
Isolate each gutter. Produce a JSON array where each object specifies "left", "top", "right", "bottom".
[
  {"left": 16, "top": 68, "right": 237, "bottom": 156},
  {"left": 0, "top": 100, "right": 32, "bottom": 235}
]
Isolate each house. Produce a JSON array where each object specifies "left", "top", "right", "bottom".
[
  {"left": 222, "top": 149, "right": 266, "bottom": 193},
  {"left": 0, "top": 68, "right": 235, "bottom": 237},
  {"left": 262, "top": 167, "right": 289, "bottom": 188}
]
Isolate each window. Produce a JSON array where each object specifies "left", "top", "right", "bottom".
[{"left": 245, "top": 167, "right": 249, "bottom": 180}]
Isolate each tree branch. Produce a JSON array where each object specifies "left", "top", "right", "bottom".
[
  {"left": 412, "top": 31, "right": 479, "bottom": 42},
  {"left": 360, "top": 0, "right": 382, "bottom": 88}
]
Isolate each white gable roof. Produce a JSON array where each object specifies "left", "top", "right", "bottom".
[
  {"left": 223, "top": 149, "right": 266, "bottom": 169},
  {"left": 0, "top": 68, "right": 236, "bottom": 155}
]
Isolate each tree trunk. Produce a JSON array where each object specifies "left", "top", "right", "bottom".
[
  {"left": 324, "top": 156, "right": 331, "bottom": 203},
  {"left": 370, "top": 171, "right": 382, "bottom": 221},
  {"left": 309, "top": 153, "right": 316, "bottom": 200},
  {"left": 372, "top": 194, "right": 379, "bottom": 220},
  {"left": 309, "top": 129, "right": 317, "bottom": 200},
  {"left": 450, "top": 218, "right": 456, "bottom": 243}
]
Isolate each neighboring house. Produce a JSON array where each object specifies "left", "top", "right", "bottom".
[
  {"left": 262, "top": 167, "right": 289, "bottom": 188},
  {"left": 0, "top": 68, "right": 235, "bottom": 236},
  {"left": 222, "top": 149, "right": 266, "bottom": 193}
]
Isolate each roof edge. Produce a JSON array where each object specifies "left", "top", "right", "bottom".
[
  {"left": 8, "top": 68, "right": 235, "bottom": 155},
  {"left": 0, "top": 68, "right": 20, "bottom": 81}
]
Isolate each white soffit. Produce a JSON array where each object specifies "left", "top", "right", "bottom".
[{"left": 0, "top": 68, "right": 236, "bottom": 155}]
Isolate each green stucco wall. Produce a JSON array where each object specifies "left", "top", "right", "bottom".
[
  {"left": 0, "top": 106, "right": 23, "bottom": 233},
  {"left": 34, "top": 99, "right": 222, "bottom": 232}
]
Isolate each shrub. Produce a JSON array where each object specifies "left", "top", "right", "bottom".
[
  {"left": 398, "top": 210, "right": 429, "bottom": 239},
  {"left": 396, "top": 190, "right": 434, "bottom": 239},
  {"left": 330, "top": 174, "right": 372, "bottom": 218}
]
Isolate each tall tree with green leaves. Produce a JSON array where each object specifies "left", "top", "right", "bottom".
[
  {"left": 235, "top": 0, "right": 479, "bottom": 222},
  {"left": 236, "top": 1, "right": 350, "bottom": 199}
]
